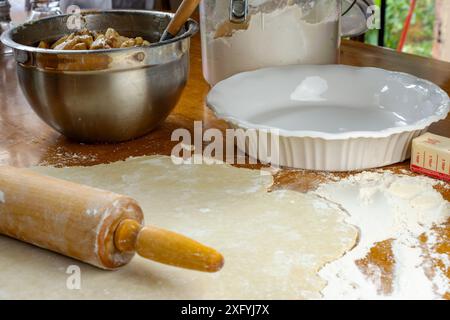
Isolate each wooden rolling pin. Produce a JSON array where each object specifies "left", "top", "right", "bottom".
[
  {"left": 160, "top": 0, "right": 201, "bottom": 41},
  {"left": 0, "top": 166, "right": 224, "bottom": 272}
]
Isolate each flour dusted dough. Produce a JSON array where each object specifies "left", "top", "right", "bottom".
[{"left": 0, "top": 156, "right": 357, "bottom": 299}]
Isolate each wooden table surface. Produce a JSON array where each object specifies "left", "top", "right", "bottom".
[{"left": 1, "top": 4, "right": 449, "bottom": 298}]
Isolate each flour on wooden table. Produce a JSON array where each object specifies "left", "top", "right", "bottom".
[{"left": 314, "top": 171, "right": 449, "bottom": 299}]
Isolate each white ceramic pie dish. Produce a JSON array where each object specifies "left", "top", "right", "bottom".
[{"left": 207, "top": 65, "right": 449, "bottom": 171}]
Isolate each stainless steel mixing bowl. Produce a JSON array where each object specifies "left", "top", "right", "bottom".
[{"left": 1, "top": 10, "right": 198, "bottom": 142}]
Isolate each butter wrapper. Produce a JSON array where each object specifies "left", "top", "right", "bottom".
[{"left": 411, "top": 133, "right": 450, "bottom": 182}]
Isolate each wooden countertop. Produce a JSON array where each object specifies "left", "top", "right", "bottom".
[
  {"left": 1, "top": 37, "right": 449, "bottom": 189},
  {"left": 0, "top": 10, "right": 449, "bottom": 298}
]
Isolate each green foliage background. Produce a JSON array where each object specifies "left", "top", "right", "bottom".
[{"left": 365, "top": 0, "right": 435, "bottom": 57}]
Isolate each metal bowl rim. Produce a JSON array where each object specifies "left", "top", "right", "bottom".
[{"left": 1, "top": 10, "right": 199, "bottom": 55}]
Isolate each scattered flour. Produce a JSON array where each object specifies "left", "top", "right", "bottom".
[{"left": 313, "top": 171, "right": 449, "bottom": 299}]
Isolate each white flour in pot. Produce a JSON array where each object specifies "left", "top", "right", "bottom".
[
  {"left": 203, "top": 4, "right": 340, "bottom": 85},
  {"left": 312, "top": 171, "right": 449, "bottom": 299}
]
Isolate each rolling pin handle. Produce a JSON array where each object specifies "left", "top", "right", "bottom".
[{"left": 114, "top": 219, "right": 224, "bottom": 273}]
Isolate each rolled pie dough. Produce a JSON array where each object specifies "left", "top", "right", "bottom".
[{"left": 0, "top": 156, "right": 357, "bottom": 299}]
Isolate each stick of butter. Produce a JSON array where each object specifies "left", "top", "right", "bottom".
[{"left": 411, "top": 133, "right": 450, "bottom": 182}]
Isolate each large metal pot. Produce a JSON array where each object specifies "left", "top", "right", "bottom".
[{"left": 1, "top": 10, "right": 198, "bottom": 142}]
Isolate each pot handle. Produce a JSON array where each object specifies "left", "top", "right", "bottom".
[
  {"left": 342, "top": 0, "right": 358, "bottom": 17},
  {"left": 341, "top": 0, "right": 373, "bottom": 38}
]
